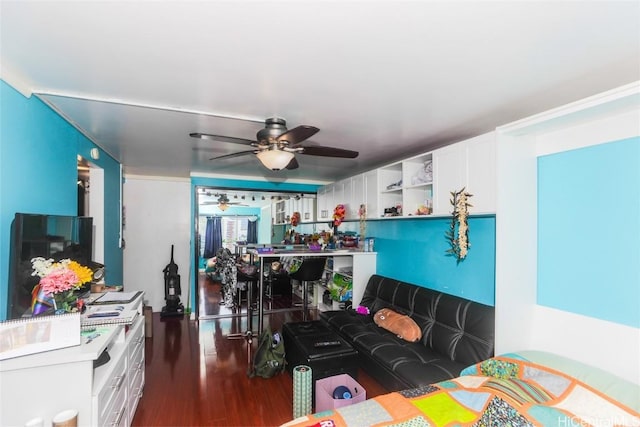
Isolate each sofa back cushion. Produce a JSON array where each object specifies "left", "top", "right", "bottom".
[{"left": 360, "top": 275, "right": 495, "bottom": 366}]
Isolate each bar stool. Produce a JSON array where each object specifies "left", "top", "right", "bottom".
[
  {"left": 288, "top": 257, "right": 327, "bottom": 321},
  {"left": 236, "top": 270, "right": 259, "bottom": 309}
]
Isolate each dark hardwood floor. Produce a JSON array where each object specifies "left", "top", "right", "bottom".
[{"left": 132, "top": 274, "right": 388, "bottom": 427}]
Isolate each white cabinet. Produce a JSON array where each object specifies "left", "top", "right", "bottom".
[
  {"left": 300, "top": 197, "right": 316, "bottom": 222},
  {"left": 126, "top": 314, "right": 145, "bottom": 423},
  {"left": 274, "top": 200, "right": 286, "bottom": 224},
  {"left": 318, "top": 176, "right": 367, "bottom": 221},
  {"left": 464, "top": 132, "right": 496, "bottom": 213},
  {"left": 284, "top": 198, "right": 294, "bottom": 222},
  {"left": 273, "top": 196, "right": 317, "bottom": 224},
  {"left": 433, "top": 132, "right": 496, "bottom": 215},
  {"left": 317, "top": 131, "right": 495, "bottom": 220},
  {"left": 363, "top": 169, "right": 379, "bottom": 220},
  {"left": 93, "top": 332, "right": 128, "bottom": 427},
  {"left": 332, "top": 180, "right": 345, "bottom": 213},
  {"left": 0, "top": 293, "right": 145, "bottom": 427},
  {"left": 316, "top": 184, "right": 333, "bottom": 220},
  {"left": 432, "top": 143, "right": 465, "bottom": 215},
  {"left": 349, "top": 174, "right": 365, "bottom": 220}
]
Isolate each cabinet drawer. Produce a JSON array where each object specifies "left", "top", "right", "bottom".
[
  {"left": 101, "top": 380, "right": 128, "bottom": 427},
  {"left": 127, "top": 317, "right": 145, "bottom": 360},
  {"left": 128, "top": 342, "right": 144, "bottom": 392},
  {"left": 127, "top": 356, "right": 145, "bottom": 420},
  {"left": 96, "top": 351, "right": 127, "bottom": 424}
]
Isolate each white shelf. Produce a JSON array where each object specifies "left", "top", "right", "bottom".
[{"left": 316, "top": 131, "right": 497, "bottom": 219}]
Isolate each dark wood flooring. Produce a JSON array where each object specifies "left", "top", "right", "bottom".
[{"left": 131, "top": 274, "right": 388, "bottom": 427}]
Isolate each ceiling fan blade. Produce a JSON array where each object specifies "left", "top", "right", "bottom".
[
  {"left": 276, "top": 125, "right": 319, "bottom": 144},
  {"left": 191, "top": 133, "right": 254, "bottom": 146},
  {"left": 209, "top": 150, "right": 255, "bottom": 161},
  {"left": 286, "top": 157, "right": 299, "bottom": 170},
  {"left": 300, "top": 145, "right": 359, "bottom": 158}
]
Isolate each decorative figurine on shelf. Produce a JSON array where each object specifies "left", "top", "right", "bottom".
[{"left": 291, "top": 211, "right": 301, "bottom": 227}]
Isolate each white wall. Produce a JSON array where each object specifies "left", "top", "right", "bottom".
[
  {"left": 259, "top": 204, "right": 272, "bottom": 243},
  {"left": 122, "top": 175, "right": 191, "bottom": 312},
  {"left": 495, "top": 82, "right": 640, "bottom": 384},
  {"left": 89, "top": 167, "right": 104, "bottom": 264}
]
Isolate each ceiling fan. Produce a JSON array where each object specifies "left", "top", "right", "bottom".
[
  {"left": 190, "top": 117, "right": 359, "bottom": 170},
  {"left": 201, "top": 193, "right": 247, "bottom": 211}
]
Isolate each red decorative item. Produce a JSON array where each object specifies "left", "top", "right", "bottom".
[
  {"left": 291, "top": 211, "right": 301, "bottom": 227},
  {"left": 333, "top": 204, "right": 346, "bottom": 227}
]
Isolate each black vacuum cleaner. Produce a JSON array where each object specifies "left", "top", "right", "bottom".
[{"left": 161, "top": 245, "right": 184, "bottom": 318}]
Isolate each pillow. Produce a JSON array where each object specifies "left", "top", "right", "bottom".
[{"left": 373, "top": 308, "right": 422, "bottom": 342}]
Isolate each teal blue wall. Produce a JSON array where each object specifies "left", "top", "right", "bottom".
[
  {"left": 538, "top": 137, "right": 640, "bottom": 328},
  {"left": 0, "top": 80, "right": 123, "bottom": 320},
  {"left": 367, "top": 216, "right": 496, "bottom": 306}
]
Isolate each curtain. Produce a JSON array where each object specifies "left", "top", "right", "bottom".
[
  {"left": 204, "top": 216, "right": 222, "bottom": 258},
  {"left": 247, "top": 218, "right": 258, "bottom": 244}
]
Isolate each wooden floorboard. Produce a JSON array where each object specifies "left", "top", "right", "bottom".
[{"left": 131, "top": 274, "right": 388, "bottom": 427}]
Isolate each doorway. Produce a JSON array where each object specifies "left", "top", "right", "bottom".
[
  {"left": 77, "top": 156, "right": 105, "bottom": 264},
  {"left": 194, "top": 186, "right": 316, "bottom": 320}
]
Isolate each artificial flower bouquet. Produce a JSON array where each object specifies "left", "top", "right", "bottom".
[
  {"left": 333, "top": 204, "right": 346, "bottom": 227},
  {"left": 30, "top": 257, "right": 93, "bottom": 315}
]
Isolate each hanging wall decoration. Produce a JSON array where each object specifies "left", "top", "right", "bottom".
[
  {"left": 445, "top": 188, "right": 473, "bottom": 263},
  {"left": 332, "top": 204, "right": 346, "bottom": 228},
  {"left": 358, "top": 203, "right": 367, "bottom": 242}
]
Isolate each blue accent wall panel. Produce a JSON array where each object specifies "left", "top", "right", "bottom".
[
  {"left": 538, "top": 137, "right": 640, "bottom": 328},
  {"left": 0, "top": 80, "right": 124, "bottom": 320},
  {"left": 366, "top": 216, "right": 496, "bottom": 306}
]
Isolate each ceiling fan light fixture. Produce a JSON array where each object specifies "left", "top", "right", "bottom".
[
  {"left": 256, "top": 150, "right": 295, "bottom": 170},
  {"left": 218, "top": 202, "right": 229, "bottom": 211}
]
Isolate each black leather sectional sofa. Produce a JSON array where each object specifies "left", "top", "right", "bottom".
[{"left": 320, "top": 274, "right": 495, "bottom": 391}]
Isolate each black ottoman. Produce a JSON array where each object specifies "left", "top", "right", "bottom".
[{"left": 283, "top": 321, "right": 359, "bottom": 406}]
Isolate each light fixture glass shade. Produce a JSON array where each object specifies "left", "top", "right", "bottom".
[
  {"left": 218, "top": 202, "right": 229, "bottom": 211},
  {"left": 256, "top": 150, "right": 295, "bottom": 170}
]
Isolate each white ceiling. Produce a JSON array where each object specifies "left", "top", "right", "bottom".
[{"left": 2, "top": 1, "right": 639, "bottom": 182}]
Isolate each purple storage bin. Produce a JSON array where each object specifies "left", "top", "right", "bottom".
[{"left": 315, "top": 374, "right": 366, "bottom": 412}]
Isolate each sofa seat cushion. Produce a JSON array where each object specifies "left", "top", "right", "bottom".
[{"left": 321, "top": 309, "right": 466, "bottom": 388}]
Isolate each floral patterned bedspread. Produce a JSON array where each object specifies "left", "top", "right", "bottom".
[{"left": 282, "top": 356, "right": 640, "bottom": 427}]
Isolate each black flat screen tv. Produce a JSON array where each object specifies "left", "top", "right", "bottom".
[{"left": 7, "top": 213, "right": 94, "bottom": 319}]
